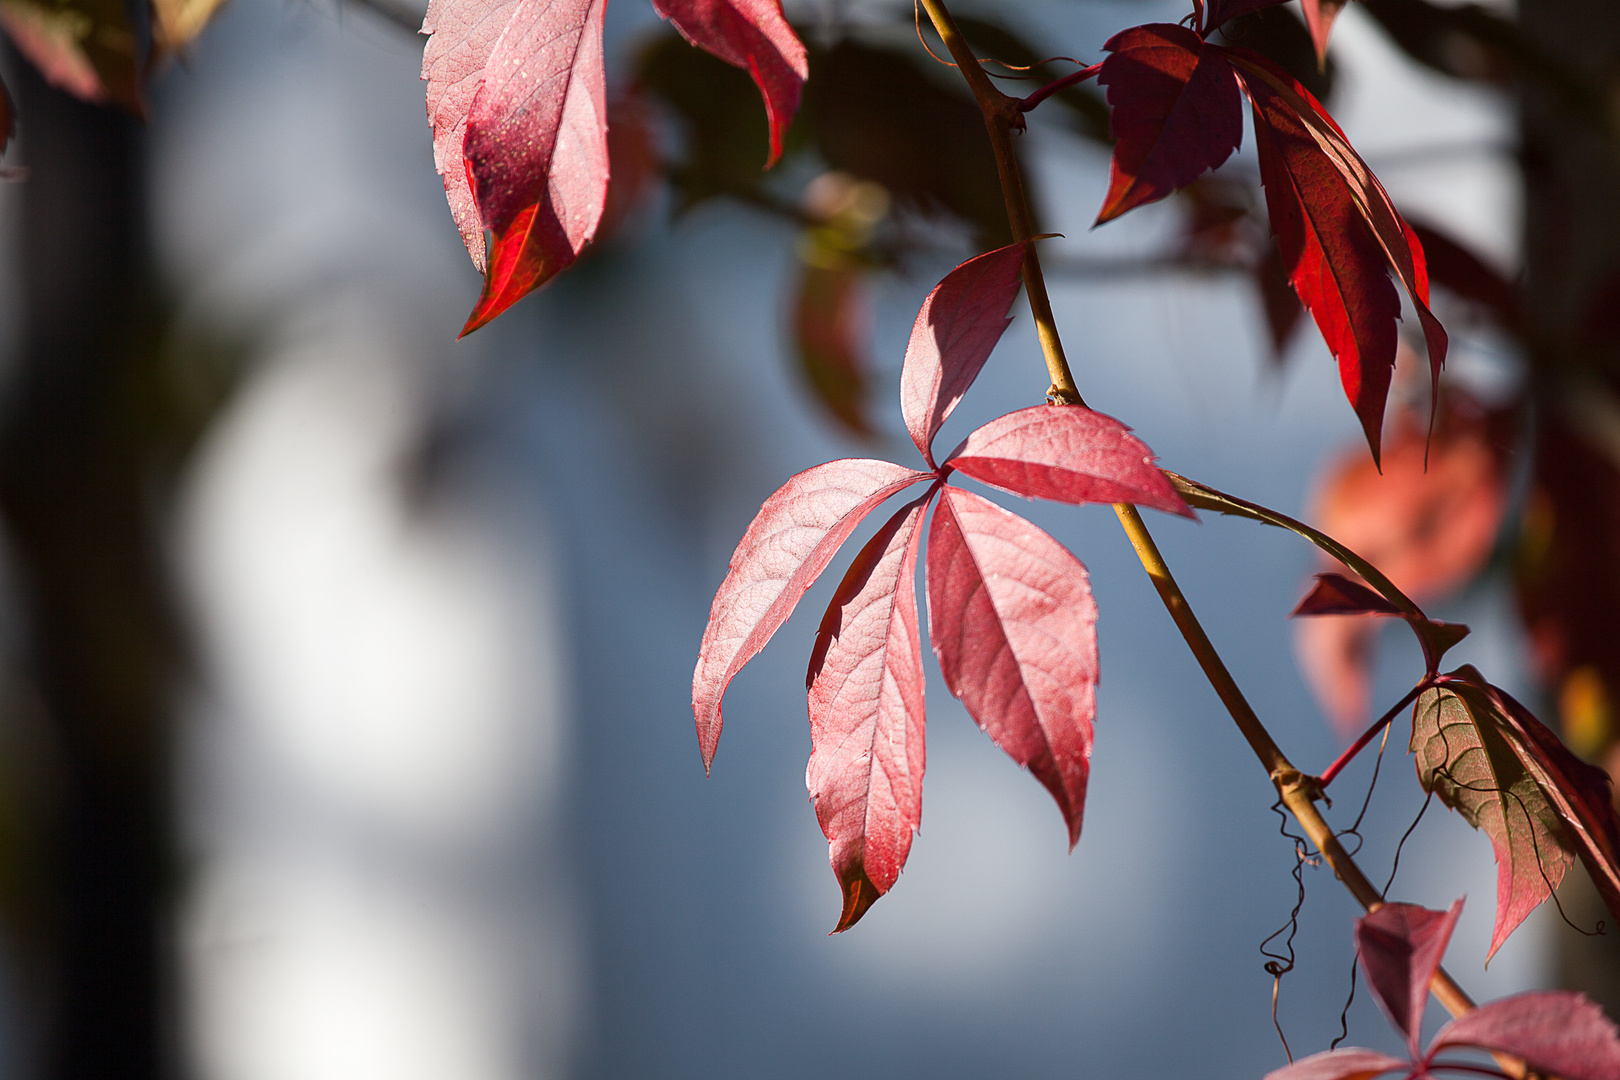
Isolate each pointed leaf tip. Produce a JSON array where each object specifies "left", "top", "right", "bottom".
[
  {"left": 692, "top": 459, "right": 930, "bottom": 769},
  {"left": 945, "top": 405, "right": 1193, "bottom": 517},
  {"left": 1355, "top": 899, "right": 1463, "bottom": 1056},
  {"left": 927, "top": 488, "right": 1097, "bottom": 847},
  {"left": 1232, "top": 48, "right": 1446, "bottom": 463},
  {"left": 900, "top": 242, "right": 1028, "bottom": 467},
  {"left": 652, "top": 0, "right": 807, "bottom": 167}
]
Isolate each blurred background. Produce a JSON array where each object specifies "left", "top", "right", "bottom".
[{"left": 0, "top": 0, "right": 1615, "bottom": 1076}]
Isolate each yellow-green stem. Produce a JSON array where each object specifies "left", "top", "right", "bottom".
[{"left": 914, "top": 0, "right": 1503, "bottom": 1049}]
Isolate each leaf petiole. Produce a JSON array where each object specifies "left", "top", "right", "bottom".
[
  {"left": 1017, "top": 62, "right": 1102, "bottom": 114},
  {"left": 1318, "top": 681, "right": 1432, "bottom": 789}
]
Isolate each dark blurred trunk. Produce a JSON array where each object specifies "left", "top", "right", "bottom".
[
  {"left": 1, "top": 49, "right": 176, "bottom": 1080},
  {"left": 1517, "top": 0, "right": 1620, "bottom": 1013}
]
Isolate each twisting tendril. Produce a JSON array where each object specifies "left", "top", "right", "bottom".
[{"left": 1261, "top": 799, "right": 1321, "bottom": 1063}]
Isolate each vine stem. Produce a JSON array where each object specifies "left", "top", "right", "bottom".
[{"left": 913, "top": 0, "right": 1509, "bottom": 1059}]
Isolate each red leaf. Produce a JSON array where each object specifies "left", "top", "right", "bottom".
[
  {"left": 421, "top": 0, "right": 522, "bottom": 272},
  {"left": 1412, "top": 676, "right": 1578, "bottom": 958},
  {"left": 1293, "top": 572, "right": 1403, "bottom": 617},
  {"left": 1355, "top": 899, "right": 1463, "bottom": 1057},
  {"left": 1095, "top": 24, "right": 1244, "bottom": 224},
  {"left": 806, "top": 493, "right": 932, "bottom": 932},
  {"left": 1300, "top": 0, "right": 1348, "bottom": 66},
  {"left": 1230, "top": 48, "right": 1447, "bottom": 462},
  {"left": 652, "top": 0, "right": 807, "bottom": 167},
  {"left": 1490, "top": 682, "right": 1620, "bottom": 940},
  {"left": 926, "top": 487, "right": 1098, "bottom": 846},
  {"left": 692, "top": 459, "right": 931, "bottom": 770},
  {"left": 1429, "top": 991, "right": 1620, "bottom": 1080},
  {"left": 424, "top": 0, "right": 611, "bottom": 332},
  {"left": 899, "top": 243, "right": 1027, "bottom": 467},
  {"left": 1262, "top": 1048, "right": 1408, "bottom": 1080},
  {"left": 944, "top": 405, "right": 1193, "bottom": 517}
]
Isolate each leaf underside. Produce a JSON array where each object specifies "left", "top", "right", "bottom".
[
  {"left": 1355, "top": 900, "right": 1463, "bottom": 1057},
  {"left": 1411, "top": 674, "right": 1580, "bottom": 958}
]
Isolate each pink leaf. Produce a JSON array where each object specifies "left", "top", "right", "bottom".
[
  {"left": 806, "top": 493, "right": 933, "bottom": 932},
  {"left": 1429, "top": 991, "right": 1620, "bottom": 1080},
  {"left": 926, "top": 487, "right": 1098, "bottom": 846},
  {"left": 1262, "top": 1048, "right": 1409, "bottom": 1080},
  {"left": 944, "top": 405, "right": 1193, "bottom": 517},
  {"left": 429, "top": 0, "right": 611, "bottom": 332},
  {"left": 1300, "top": 0, "right": 1348, "bottom": 66},
  {"left": 1095, "top": 24, "right": 1245, "bottom": 224},
  {"left": 1355, "top": 899, "right": 1464, "bottom": 1057},
  {"left": 421, "top": 0, "right": 523, "bottom": 271},
  {"left": 899, "top": 243, "right": 1028, "bottom": 467},
  {"left": 693, "top": 459, "right": 931, "bottom": 770},
  {"left": 652, "top": 0, "right": 808, "bottom": 166}
]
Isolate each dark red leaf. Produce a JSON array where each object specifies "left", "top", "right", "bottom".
[
  {"left": 693, "top": 459, "right": 931, "bottom": 770},
  {"left": 1292, "top": 573, "right": 1467, "bottom": 677},
  {"left": 1294, "top": 572, "right": 1403, "bottom": 617},
  {"left": 1301, "top": 0, "right": 1348, "bottom": 66},
  {"left": 926, "top": 487, "right": 1098, "bottom": 847},
  {"left": 944, "top": 405, "right": 1193, "bottom": 518},
  {"left": 1355, "top": 899, "right": 1463, "bottom": 1056},
  {"left": 793, "top": 261, "right": 872, "bottom": 436},
  {"left": 1262, "top": 1048, "right": 1408, "bottom": 1080},
  {"left": 1095, "top": 24, "right": 1244, "bottom": 224},
  {"left": 806, "top": 493, "right": 932, "bottom": 932},
  {"left": 1429, "top": 991, "right": 1620, "bottom": 1080},
  {"left": 1229, "top": 48, "right": 1448, "bottom": 462},
  {"left": 652, "top": 0, "right": 807, "bottom": 167},
  {"left": 899, "top": 243, "right": 1027, "bottom": 466}
]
